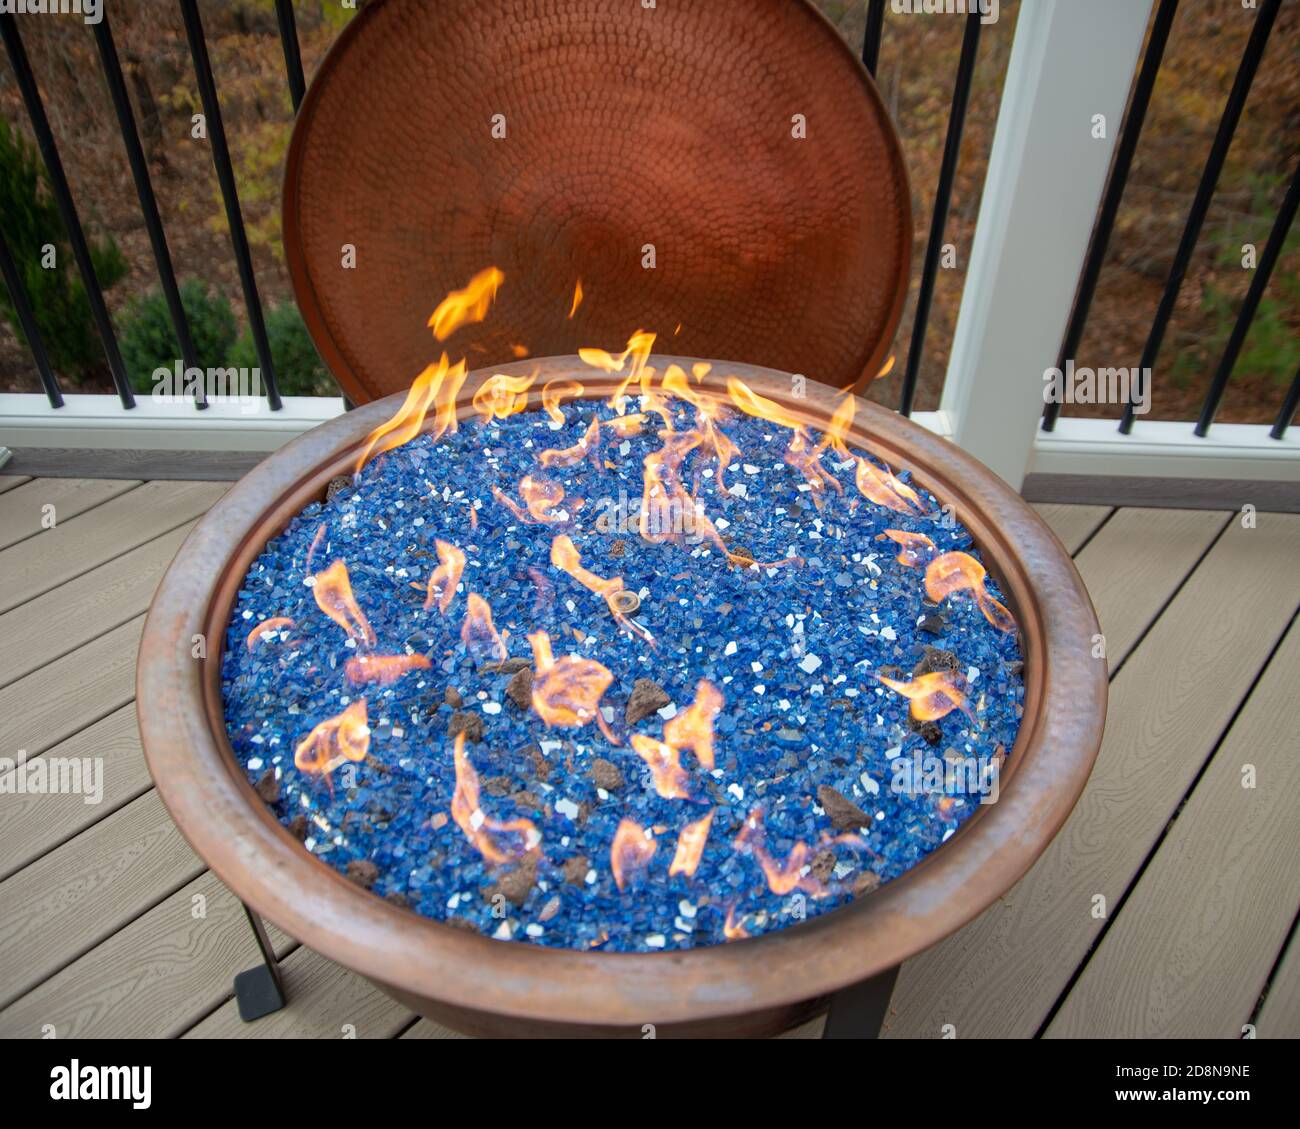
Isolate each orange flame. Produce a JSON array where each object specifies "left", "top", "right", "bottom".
[
  {"left": 668, "top": 811, "right": 714, "bottom": 877},
  {"left": 630, "top": 735, "right": 692, "bottom": 800},
  {"left": 663, "top": 679, "right": 723, "bottom": 771},
  {"left": 732, "top": 808, "right": 826, "bottom": 897},
  {"left": 305, "top": 523, "right": 327, "bottom": 573},
  {"left": 345, "top": 653, "right": 431, "bottom": 687},
  {"left": 538, "top": 416, "right": 600, "bottom": 469},
  {"left": 568, "top": 279, "right": 583, "bottom": 319},
  {"left": 424, "top": 540, "right": 466, "bottom": 613},
  {"left": 428, "top": 266, "right": 503, "bottom": 341},
  {"left": 604, "top": 413, "right": 645, "bottom": 437},
  {"left": 723, "top": 903, "right": 750, "bottom": 941},
  {"left": 450, "top": 732, "right": 541, "bottom": 864},
  {"left": 245, "top": 616, "right": 295, "bottom": 652},
  {"left": 880, "top": 529, "right": 937, "bottom": 567},
  {"left": 876, "top": 669, "right": 970, "bottom": 722},
  {"left": 854, "top": 457, "right": 927, "bottom": 516},
  {"left": 820, "top": 392, "right": 856, "bottom": 458},
  {"left": 461, "top": 593, "right": 507, "bottom": 662},
  {"left": 550, "top": 534, "right": 620, "bottom": 600},
  {"left": 527, "top": 631, "right": 616, "bottom": 741},
  {"left": 472, "top": 371, "right": 536, "bottom": 421},
  {"left": 580, "top": 330, "right": 656, "bottom": 409},
  {"left": 355, "top": 354, "right": 467, "bottom": 472},
  {"left": 542, "top": 379, "right": 583, "bottom": 426},
  {"left": 876, "top": 353, "right": 896, "bottom": 380},
  {"left": 312, "top": 560, "right": 376, "bottom": 647},
  {"left": 925, "top": 551, "right": 1016, "bottom": 632},
  {"left": 610, "top": 818, "right": 656, "bottom": 890},
  {"left": 494, "top": 475, "right": 567, "bottom": 525},
  {"left": 294, "top": 698, "right": 370, "bottom": 777},
  {"left": 727, "top": 377, "right": 841, "bottom": 500}
]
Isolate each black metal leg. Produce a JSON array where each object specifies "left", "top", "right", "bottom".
[
  {"left": 234, "top": 903, "right": 286, "bottom": 1022},
  {"left": 822, "top": 965, "right": 899, "bottom": 1039}
]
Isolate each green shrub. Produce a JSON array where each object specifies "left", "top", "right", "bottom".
[
  {"left": 0, "top": 118, "right": 128, "bottom": 381},
  {"left": 116, "top": 279, "right": 238, "bottom": 394},
  {"left": 231, "top": 302, "right": 337, "bottom": 397}
]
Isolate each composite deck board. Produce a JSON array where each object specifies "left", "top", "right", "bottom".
[
  {"left": 1029, "top": 503, "right": 1111, "bottom": 555},
  {"left": 883, "top": 514, "right": 1300, "bottom": 1038},
  {"left": 0, "top": 478, "right": 138, "bottom": 551},
  {"left": 0, "top": 522, "right": 196, "bottom": 688},
  {"left": 401, "top": 1017, "right": 471, "bottom": 1039},
  {"left": 0, "top": 871, "right": 292, "bottom": 1039},
  {"left": 0, "top": 789, "right": 203, "bottom": 1009},
  {"left": 1073, "top": 507, "right": 1227, "bottom": 668},
  {"left": 0, "top": 475, "right": 32, "bottom": 494},
  {"left": 1046, "top": 619, "right": 1300, "bottom": 1037},
  {"left": 0, "top": 614, "right": 144, "bottom": 758},
  {"left": 0, "top": 480, "right": 224, "bottom": 614},
  {"left": 186, "top": 944, "right": 414, "bottom": 1039},
  {"left": 1255, "top": 932, "right": 1300, "bottom": 1038},
  {"left": 0, "top": 705, "right": 150, "bottom": 882}
]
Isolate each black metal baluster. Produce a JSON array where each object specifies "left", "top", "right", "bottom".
[
  {"left": 94, "top": 12, "right": 207, "bottom": 409},
  {"left": 275, "top": 0, "right": 306, "bottom": 112},
  {"left": 1043, "top": 0, "right": 1178, "bottom": 433},
  {"left": 861, "top": 0, "right": 885, "bottom": 79},
  {"left": 179, "top": 0, "right": 283, "bottom": 410},
  {"left": 1270, "top": 364, "right": 1300, "bottom": 440},
  {"left": 1194, "top": 159, "right": 1299, "bottom": 436},
  {"left": 898, "top": 11, "right": 981, "bottom": 417},
  {"left": 1, "top": 14, "right": 135, "bottom": 408},
  {"left": 0, "top": 227, "right": 62, "bottom": 408},
  {"left": 1119, "top": 0, "right": 1281, "bottom": 433}
]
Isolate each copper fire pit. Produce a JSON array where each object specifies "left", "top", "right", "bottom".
[{"left": 137, "top": 358, "right": 1105, "bottom": 1038}]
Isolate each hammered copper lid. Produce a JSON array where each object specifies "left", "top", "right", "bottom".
[{"left": 283, "top": 0, "right": 912, "bottom": 404}]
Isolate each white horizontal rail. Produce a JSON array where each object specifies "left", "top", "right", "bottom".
[{"left": 1030, "top": 416, "right": 1300, "bottom": 481}]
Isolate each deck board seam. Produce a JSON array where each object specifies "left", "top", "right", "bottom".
[
  {"left": 1038, "top": 605, "right": 1300, "bottom": 1037},
  {"left": 0, "top": 479, "right": 148, "bottom": 555}
]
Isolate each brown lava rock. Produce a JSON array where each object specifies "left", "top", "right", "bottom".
[
  {"left": 525, "top": 744, "right": 552, "bottom": 782},
  {"left": 482, "top": 775, "right": 513, "bottom": 798},
  {"left": 254, "top": 769, "right": 280, "bottom": 805},
  {"left": 590, "top": 757, "right": 625, "bottom": 791},
  {"left": 505, "top": 666, "right": 534, "bottom": 710},
  {"left": 817, "top": 784, "right": 871, "bottom": 831},
  {"left": 609, "top": 538, "right": 627, "bottom": 558},
  {"left": 913, "top": 645, "right": 960, "bottom": 676},
  {"left": 626, "top": 678, "right": 670, "bottom": 725},
  {"left": 853, "top": 871, "right": 882, "bottom": 898},
  {"left": 325, "top": 475, "right": 352, "bottom": 502},
  {"left": 345, "top": 859, "right": 380, "bottom": 890},
  {"left": 445, "top": 916, "right": 480, "bottom": 934},
  {"left": 492, "top": 854, "right": 538, "bottom": 907},
  {"left": 810, "top": 847, "right": 837, "bottom": 883},
  {"left": 288, "top": 813, "right": 309, "bottom": 841},
  {"left": 562, "top": 855, "right": 590, "bottom": 885},
  {"left": 448, "top": 710, "right": 483, "bottom": 743},
  {"left": 512, "top": 790, "right": 542, "bottom": 811},
  {"left": 908, "top": 714, "right": 943, "bottom": 746},
  {"left": 483, "top": 657, "right": 531, "bottom": 674},
  {"left": 384, "top": 891, "right": 411, "bottom": 909},
  {"left": 876, "top": 665, "right": 906, "bottom": 681},
  {"left": 444, "top": 685, "right": 464, "bottom": 708}
]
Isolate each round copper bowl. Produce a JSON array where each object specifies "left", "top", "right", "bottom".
[{"left": 137, "top": 359, "right": 1105, "bottom": 1038}]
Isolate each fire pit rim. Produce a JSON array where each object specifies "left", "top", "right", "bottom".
[{"left": 137, "top": 357, "right": 1105, "bottom": 1034}]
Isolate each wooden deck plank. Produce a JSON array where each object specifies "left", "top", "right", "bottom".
[
  {"left": 186, "top": 945, "right": 413, "bottom": 1039},
  {"left": 1074, "top": 507, "right": 1227, "bottom": 668},
  {"left": 0, "top": 522, "right": 196, "bottom": 688},
  {"left": 0, "top": 789, "right": 203, "bottom": 1009},
  {"left": 1047, "top": 620, "right": 1300, "bottom": 1037},
  {"left": 0, "top": 705, "right": 150, "bottom": 882},
  {"left": 1030, "top": 503, "right": 1111, "bottom": 555},
  {"left": 0, "top": 480, "right": 224, "bottom": 614},
  {"left": 0, "top": 871, "right": 292, "bottom": 1039},
  {"left": 401, "top": 1017, "right": 471, "bottom": 1039},
  {"left": 0, "top": 615, "right": 143, "bottom": 758},
  {"left": 1255, "top": 931, "right": 1300, "bottom": 1038},
  {"left": 0, "top": 475, "right": 32, "bottom": 494},
  {"left": 883, "top": 514, "right": 1300, "bottom": 1038},
  {"left": 0, "top": 478, "right": 139, "bottom": 551}
]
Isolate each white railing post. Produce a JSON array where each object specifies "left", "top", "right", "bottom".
[{"left": 939, "top": 0, "right": 1153, "bottom": 489}]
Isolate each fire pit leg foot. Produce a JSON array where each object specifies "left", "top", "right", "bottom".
[
  {"left": 234, "top": 903, "right": 286, "bottom": 1022},
  {"left": 822, "top": 964, "right": 899, "bottom": 1039}
]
